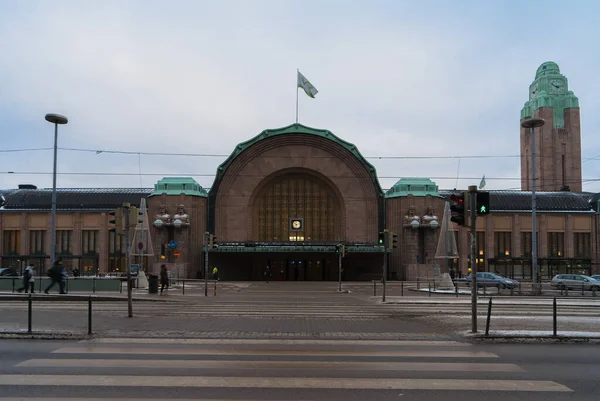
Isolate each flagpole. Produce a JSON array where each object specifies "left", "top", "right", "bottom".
[{"left": 295, "top": 69, "right": 299, "bottom": 123}]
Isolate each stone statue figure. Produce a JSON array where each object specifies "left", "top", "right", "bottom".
[
  {"left": 404, "top": 205, "right": 420, "bottom": 227},
  {"left": 155, "top": 205, "right": 171, "bottom": 225},
  {"left": 173, "top": 204, "right": 191, "bottom": 227},
  {"left": 421, "top": 205, "right": 439, "bottom": 226}
]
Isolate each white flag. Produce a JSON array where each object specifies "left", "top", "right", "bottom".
[
  {"left": 297, "top": 71, "right": 318, "bottom": 98},
  {"left": 479, "top": 174, "right": 486, "bottom": 189}
]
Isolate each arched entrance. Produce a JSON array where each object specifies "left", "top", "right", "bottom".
[{"left": 252, "top": 171, "right": 343, "bottom": 242}]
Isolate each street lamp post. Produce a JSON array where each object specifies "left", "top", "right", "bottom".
[
  {"left": 45, "top": 113, "right": 68, "bottom": 269},
  {"left": 521, "top": 117, "right": 545, "bottom": 295}
]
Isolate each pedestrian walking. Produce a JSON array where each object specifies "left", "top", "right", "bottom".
[
  {"left": 17, "top": 264, "right": 35, "bottom": 293},
  {"left": 160, "top": 264, "right": 169, "bottom": 295},
  {"left": 44, "top": 259, "right": 67, "bottom": 294},
  {"left": 449, "top": 268, "right": 456, "bottom": 280},
  {"left": 212, "top": 266, "right": 219, "bottom": 281},
  {"left": 264, "top": 266, "right": 271, "bottom": 283}
]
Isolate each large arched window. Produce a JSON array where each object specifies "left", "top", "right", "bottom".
[{"left": 255, "top": 174, "right": 340, "bottom": 241}]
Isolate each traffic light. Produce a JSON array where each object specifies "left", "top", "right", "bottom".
[
  {"left": 208, "top": 234, "right": 217, "bottom": 249},
  {"left": 108, "top": 208, "right": 123, "bottom": 233},
  {"left": 390, "top": 232, "right": 398, "bottom": 249},
  {"left": 476, "top": 191, "right": 490, "bottom": 216},
  {"left": 384, "top": 231, "right": 398, "bottom": 251},
  {"left": 336, "top": 244, "right": 346, "bottom": 258},
  {"left": 450, "top": 192, "right": 467, "bottom": 226},
  {"left": 341, "top": 244, "right": 345, "bottom": 258},
  {"left": 129, "top": 206, "right": 143, "bottom": 228},
  {"left": 378, "top": 231, "right": 385, "bottom": 245}
]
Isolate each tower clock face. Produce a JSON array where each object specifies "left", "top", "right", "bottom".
[
  {"left": 549, "top": 79, "right": 565, "bottom": 94},
  {"left": 530, "top": 83, "right": 538, "bottom": 99}
]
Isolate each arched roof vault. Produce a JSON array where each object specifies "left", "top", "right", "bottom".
[{"left": 208, "top": 123, "right": 384, "bottom": 197}]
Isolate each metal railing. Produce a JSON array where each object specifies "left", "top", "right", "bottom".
[
  {"left": 1, "top": 293, "right": 95, "bottom": 335},
  {"left": 364, "top": 279, "right": 599, "bottom": 298}
]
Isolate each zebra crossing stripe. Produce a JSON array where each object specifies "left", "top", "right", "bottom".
[
  {"left": 85, "top": 338, "right": 470, "bottom": 346},
  {"left": 0, "top": 375, "right": 572, "bottom": 391},
  {"left": 52, "top": 347, "right": 498, "bottom": 358},
  {"left": 17, "top": 358, "right": 523, "bottom": 372}
]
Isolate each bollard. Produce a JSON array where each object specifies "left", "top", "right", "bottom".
[
  {"left": 417, "top": 277, "right": 420, "bottom": 290},
  {"left": 66, "top": 277, "right": 69, "bottom": 294},
  {"left": 183, "top": 280, "right": 185, "bottom": 295},
  {"left": 553, "top": 297, "right": 557, "bottom": 337},
  {"left": 27, "top": 293, "right": 32, "bottom": 334},
  {"left": 428, "top": 283, "right": 431, "bottom": 297},
  {"left": 401, "top": 281, "right": 404, "bottom": 297},
  {"left": 120, "top": 280, "right": 123, "bottom": 294},
  {"left": 510, "top": 286, "right": 514, "bottom": 297},
  {"left": 12, "top": 276, "right": 15, "bottom": 293},
  {"left": 88, "top": 295, "right": 93, "bottom": 335},
  {"left": 433, "top": 280, "right": 436, "bottom": 292},
  {"left": 456, "top": 282, "right": 459, "bottom": 298},
  {"left": 582, "top": 282, "right": 585, "bottom": 297},
  {"left": 485, "top": 298, "right": 492, "bottom": 336},
  {"left": 565, "top": 286, "right": 569, "bottom": 297},
  {"left": 92, "top": 277, "right": 96, "bottom": 294},
  {"left": 373, "top": 281, "right": 376, "bottom": 296},
  {"left": 213, "top": 281, "right": 217, "bottom": 296},
  {"left": 593, "top": 286, "right": 597, "bottom": 297}
]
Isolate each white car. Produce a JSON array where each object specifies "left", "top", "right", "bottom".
[{"left": 551, "top": 274, "right": 600, "bottom": 291}]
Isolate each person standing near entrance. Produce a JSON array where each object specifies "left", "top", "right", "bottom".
[
  {"left": 212, "top": 266, "right": 219, "bottom": 281},
  {"left": 264, "top": 266, "right": 271, "bottom": 283}
]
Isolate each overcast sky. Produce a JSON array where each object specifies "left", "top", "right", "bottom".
[{"left": 1, "top": 0, "right": 600, "bottom": 194}]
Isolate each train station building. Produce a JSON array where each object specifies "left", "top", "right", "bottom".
[{"left": 1, "top": 62, "right": 598, "bottom": 280}]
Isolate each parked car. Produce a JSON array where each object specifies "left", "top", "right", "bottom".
[
  {"left": 591, "top": 275, "right": 600, "bottom": 282},
  {"left": 0, "top": 267, "right": 18, "bottom": 277},
  {"left": 551, "top": 274, "right": 600, "bottom": 291},
  {"left": 464, "top": 272, "right": 519, "bottom": 289}
]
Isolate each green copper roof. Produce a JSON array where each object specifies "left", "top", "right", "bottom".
[
  {"left": 209, "top": 123, "right": 384, "bottom": 196},
  {"left": 385, "top": 178, "right": 442, "bottom": 198},
  {"left": 521, "top": 61, "right": 579, "bottom": 128},
  {"left": 149, "top": 177, "right": 208, "bottom": 197}
]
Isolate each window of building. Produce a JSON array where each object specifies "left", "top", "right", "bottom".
[
  {"left": 2, "top": 230, "right": 20, "bottom": 254},
  {"left": 494, "top": 232, "right": 512, "bottom": 257},
  {"left": 82, "top": 230, "right": 99, "bottom": 255},
  {"left": 256, "top": 175, "right": 339, "bottom": 241},
  {"left": 56, "top": 230, "right": 73, "bottom": 254},
  {"left": 574, "top": 233, "right": 591, "bottom": 258},
  {"left": 29, "top": 230, "right": 46, "bottom": 255},
  {"left": 547, "top": 232, "right": 564, "bottom": 257},
  {"left": 521, "top": 232, "right": 539, "bottom": 257}
]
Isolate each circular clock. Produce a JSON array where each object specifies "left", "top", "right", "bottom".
[
  {"left": 549, "top": 80, "right": 565, "bottom": 94},
  {"left": 292, "top": 220, "right": 301, "bottom": 229}
]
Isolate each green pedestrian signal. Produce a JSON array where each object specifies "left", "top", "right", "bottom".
[{"left": 477, "top": 191, "right": 490, "bottom": 216}]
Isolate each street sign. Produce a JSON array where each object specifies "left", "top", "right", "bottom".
[
  {"left": 174, "top": 250, "right": 181, "bottom": 259},
  {"left": 169, "top": 240, "right": 177, "bottom": 249},
  {"left": 137, "top": 241, "right": 144, "bottom": 250}
]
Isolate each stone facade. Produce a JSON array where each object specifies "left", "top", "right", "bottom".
[{"left": 213, "top": 134, "right": 380, "bottom": 244}]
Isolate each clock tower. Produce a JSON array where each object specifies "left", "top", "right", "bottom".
[{"left": 520, "top": 62, "right": 581, "bottom": 191}]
